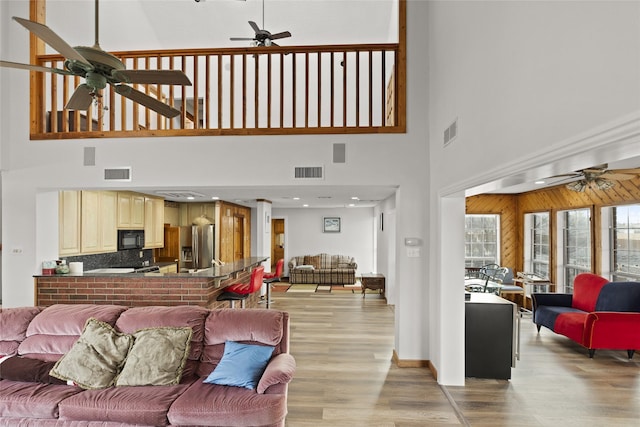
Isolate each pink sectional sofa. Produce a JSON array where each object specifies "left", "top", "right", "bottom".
[{"left": 0, "top": 304, "right": 295, "bottom": 426}]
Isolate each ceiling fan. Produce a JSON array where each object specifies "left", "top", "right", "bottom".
[
  {"left": 230, "top": 20, "right": 292, "bottom": 47},
  {"left": 0, "top": 0, "right": 191, "bottom": 118},
  {"left": 552, "top": 164, "right": 640, "bottom": 192}
]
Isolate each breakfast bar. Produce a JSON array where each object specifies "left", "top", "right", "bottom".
[{"left": 34, "top": 257, "right": 269, "bottom": 309}]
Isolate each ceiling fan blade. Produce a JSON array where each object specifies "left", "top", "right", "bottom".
[
  {"left": 607, "top": 168, "right": 640, "bottom": 174},
  {"left": 112, "top": 69, "right": 192, "bottom": 86},
  {"left": 601, "top": 172, "right": 635, "bottom": 181},
  {"left": 0, "top": 60, "right": 73, "bottom": 76},
  {"left": 12, "top": 17, "right": 92, "bottom": 68},
  {"left": 230, "top": 37, "right": 255, "bottom": 41},
  {"left": 269, "top": 31, "right": 291, "bottom": 40},
  {"left": 114, "top": 84, "right": 181, "bottom": 118},
  {"left": 248, "top": 21, "right": 261, "bottom": 33},
  {"left": 65, "top": 84, "right": 94, "bottom": 110}
]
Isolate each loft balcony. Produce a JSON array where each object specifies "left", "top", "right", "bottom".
[{"left": 31, "top": 43, "right": 405, "bottom": 140}]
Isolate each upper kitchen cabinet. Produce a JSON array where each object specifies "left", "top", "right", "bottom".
[
  {"left": 180, "top": 203, "right": 216, "bottom": 226},
  {"left": 144, "top": 197, "right": 165, "bottom": 249},
  {"left": 59, "top": 190, "right": 81, "bottom": 256},
  {"left": 81, "top": 191, "right": 118, "bottom": 254},
  {"left": 117, "top": 192, "right": 145, "bottom": 229}
]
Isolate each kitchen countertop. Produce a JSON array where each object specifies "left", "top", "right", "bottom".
[{"left": 34, "top": 257, "right": 268, "bottom": 279}]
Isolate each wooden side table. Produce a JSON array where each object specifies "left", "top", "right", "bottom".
[{"left": 361, "top": 273, "right": 385, "bottom": 298}]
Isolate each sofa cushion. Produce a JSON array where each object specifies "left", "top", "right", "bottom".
[
  {"left": 203, "top": 340, "right": 274, "bottom": 390},
  {"left": 595, "top": 282, "right": 640, "bottom": 312},
  {"left": 0, "top": 356, "right": 66, "bottom": 384},
  {"left": 18, "top": 304, "right": 128, "bottom": 361},
  {"left": 114, "top": 305, "right": 208, "bottom": 378},
  {"left": 0, "top": 380, "right": 82, "bottom": 419},
  {"left": 50, "top": 318, "right": 134, "bottom": 390},
  {"left": 304, "top": 255, "right": 322, "bottom": 269},
  {"left": 571, "top": 273, "right": 610, "bottom": 312},
  {"left": 198, "top": 309, "right": 286, "bottom": 377},
  {"left": 167, "top": 380, "right": 288, "bottom": 427},
  {"left": 554, "top": 312, "right": 589, "bottom": 344},
  {"left": 58, "top": 379, "right": 196, "bottom": 426},
  {"left": 0, "top": 307, "right": 41, "bottom": 357},
  {"left": 115, "top": 327, "right": 192, "bottom": 387}
]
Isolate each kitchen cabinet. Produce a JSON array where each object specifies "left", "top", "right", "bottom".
[
  {"left": 117, "top": 192, "right": 145, "bottom": 229},
  {"left": 180, "top": 202, "right": 215, "bottom": 226},
  {"left": 158, "top": 263, "right": 178, "bottom": 274},
  {"left": 81, "top": 191, "right": 118, "bottom": 254},
  {"left": 144, "top": 197, "right": 165, "bottom": 249},
  {"left": 59, "top": 190, "right": 81, "bottom": 256}
]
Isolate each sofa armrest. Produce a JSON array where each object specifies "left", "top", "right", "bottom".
[
  {"left": 257, "top": 353, "right": 296, "bottom": 394},
  {"left": 532, "top": 293, "right": 573, "bottom": 312},
  {"left": 584, "top": 311, "right": 640, "bottom": 349},
  {"left": 289, "top": 259, "right": 298, "bottom": 269}
]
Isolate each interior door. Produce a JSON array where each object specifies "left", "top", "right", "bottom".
[{"left": 271, "top": 218, "right": 285, "bottom": 265}]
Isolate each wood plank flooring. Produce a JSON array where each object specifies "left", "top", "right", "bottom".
[{"left": 274, "top": 291, "right": 640, "bottom": 426}]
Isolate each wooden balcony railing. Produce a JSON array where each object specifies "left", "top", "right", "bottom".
[{"left": 32, "top": 44, "right": 403, "bottom": 139}]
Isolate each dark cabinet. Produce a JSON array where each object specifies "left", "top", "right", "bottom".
[{"left": 465, "top": 293, "right": 517, "bottom": 380}]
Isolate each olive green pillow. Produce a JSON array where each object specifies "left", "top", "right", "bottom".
[
  {"left": 115, "top": 327, "right": 192, "bottom": 387},
  {"left": 50, "top": 318, "right": 134, "bottom": 389}
]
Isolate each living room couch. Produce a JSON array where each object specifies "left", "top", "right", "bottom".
[
  {"left": 288, "top": 253, "right": 357, "bottom": 285},
  {"left": 532, "top": 273, "right": 640, "bottom": 358},
  {"left": 0, "top": 304, "right": 296, "bottom": 426}
]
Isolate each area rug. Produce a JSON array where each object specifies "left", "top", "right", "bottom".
[
  {"left": 286, "top": 284, "right": 318, "bottom": 293},
  {"left": 316, "top": 285, "right": 332, "bottom": 293}
]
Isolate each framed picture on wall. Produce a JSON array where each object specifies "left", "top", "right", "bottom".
[{"left": 323, "top": 217, "right": 341, "bottom": 233}]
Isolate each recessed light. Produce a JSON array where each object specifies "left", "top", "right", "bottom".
[
  {"left": 535, "top": 180, "right": 546, "bottom": 185},
  {"left": 293, "top": 197, "right": 300, "bottom": 200},
  {"left": 211, "top": 196, "right": 219, "bottom": 200},
  {"left": 303, "top": 204, "right": 309, "bottom": 207},
  {"left": 187, "top": 196, "right": 195, "bottom": 200},
  {"left": 348, "top": 203, "right": 356, "bottom": 207},
  {"left": 351, "top": 196, "right": 359, "bottom": 200}
]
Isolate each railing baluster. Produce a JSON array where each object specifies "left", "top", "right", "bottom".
[{"left": 34, "top": 44, "right": 401, "bottom": 137}]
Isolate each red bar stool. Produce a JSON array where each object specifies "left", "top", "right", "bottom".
[
  {"left": 262, "top": 259, "right": 284, "bottom": 309},
  {"left": 216, "top": 266, "right": 264, "bottom": 308}
]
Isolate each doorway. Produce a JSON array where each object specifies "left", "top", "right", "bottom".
[{"left": 271, "top": 218, "right": 285, "bottom": 267}]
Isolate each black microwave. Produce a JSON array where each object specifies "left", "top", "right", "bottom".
[{"left": 118, "top": 230, "right": 145, "bottom": 250}]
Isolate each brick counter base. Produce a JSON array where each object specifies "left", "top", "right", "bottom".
[{"left": 35, "top": 269, "right": 261, "bottom": 309}]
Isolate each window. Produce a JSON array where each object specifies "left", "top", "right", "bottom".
[
  {"left": 560, "top": 209, "right": 591, "bottom": 293},
  {"left": 524, "top": 212, "right": 550, "bottom": 278},
  {"left": 465, "top": 214, "right": 499, "bottom": 267},
  {"left": 610, "top": 204, "right": 640, "bottom": 282}
]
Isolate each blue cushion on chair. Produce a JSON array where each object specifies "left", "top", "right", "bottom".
[{"left": 203, "top": 340, "right": 275, "bottom": 390}]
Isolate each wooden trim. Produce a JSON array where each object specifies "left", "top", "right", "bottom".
[
  {"left": 392, "top": 349, "right": 434, "bottom": 376},
  {"left": 396, "top": 0, "right": 407, "bottom": 131}
]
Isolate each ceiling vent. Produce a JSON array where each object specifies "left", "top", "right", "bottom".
[
  {"left": 444, "top": 118, "right": 458, "bottom": 147},
  {"left": 294, "top": 166, "right": 324, "bottom": 180},
  {"left": 104, "top": 167, "right": 131, "bottom": 181},
  {"left": 155, "top": 190, "right": 207, "bottom": 199}
]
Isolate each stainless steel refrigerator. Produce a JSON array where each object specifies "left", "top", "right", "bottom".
[{"left": 180, "top": 224, "right": 215, "bottom": 270}]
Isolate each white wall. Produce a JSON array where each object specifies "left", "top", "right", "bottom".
[{"left": 272, "top": 207, "right": 375, "bottom": 277}]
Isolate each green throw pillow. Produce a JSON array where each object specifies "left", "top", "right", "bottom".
[
  {"left": 50, "top": 318, "right": 134, "bottom": 389},
  {"left": 115, "top": 327, "right": 192, "bottom": 387}
]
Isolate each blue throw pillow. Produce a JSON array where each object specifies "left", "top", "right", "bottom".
[{"left": 203, "top": 341, "right": 275, "bottom": 390}]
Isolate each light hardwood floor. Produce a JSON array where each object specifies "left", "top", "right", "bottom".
[{"left": 274, "top": 290, "right": 640, "bottom": 426}]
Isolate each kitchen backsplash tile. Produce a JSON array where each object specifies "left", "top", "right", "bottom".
[{"left": 62, "top": 249, "right": 153, "bottom": 271}]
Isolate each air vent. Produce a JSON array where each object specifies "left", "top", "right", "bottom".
[
  {"left": 294, "top": 166, "right": 324, "bottom": 180},
  {"left": 444, "top": 118, "right": 458, "bottom": 147},
  {"left": 155, "top": 190, "right": 206, "bottom": 199},
  {"left": 104, "top": 167, "right": 131, "bottom": 181}
]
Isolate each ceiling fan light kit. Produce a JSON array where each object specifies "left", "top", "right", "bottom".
[
  {"left": 0, "top": 0, "right": 192, "bottom": 119},
  {"left": 553, "top": 163, "right": 639, "bottom": 192}
]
